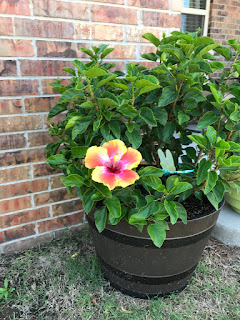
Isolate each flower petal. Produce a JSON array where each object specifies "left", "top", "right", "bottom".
[
  {"left": 120, "top": 147, "right": 142, "bottom": 170},
  {"left": 116, "top": 170, "right": 139, "bottom": 188},
  {"left": 102, "top": 140, "right": 127, "bottom": 160},
  {"left": 85, "top": 146, "right": 109, "bottom": 169},
  {"left": 92, "top": 166, "right": 117, "bottom": 190}
]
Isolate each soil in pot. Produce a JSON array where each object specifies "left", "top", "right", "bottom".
[{"left": 87, "top": 195, "right": 224, "bottom": 299}]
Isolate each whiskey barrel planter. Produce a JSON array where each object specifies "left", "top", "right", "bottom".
[{"left": 87, "top": 200, "right": 224, "bottom": 299}]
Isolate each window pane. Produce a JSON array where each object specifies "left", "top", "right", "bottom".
[
  {"left": 183, "top": 0, "right": 207, "bottom": 9},
  {"left": 181, "top": 14, "right": 205, "bottom": 35}
]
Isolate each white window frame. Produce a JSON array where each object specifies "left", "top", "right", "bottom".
[{"left": 181, "top": 0, "right": 211, "bottom": 36}]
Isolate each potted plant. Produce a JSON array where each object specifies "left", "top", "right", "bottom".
[{"left": 46, "top": 31, "right": 240, "bottom": 298}]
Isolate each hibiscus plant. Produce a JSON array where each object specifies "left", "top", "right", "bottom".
[{"left": 46, "top": 30, "right": 240, "bottom": 247}]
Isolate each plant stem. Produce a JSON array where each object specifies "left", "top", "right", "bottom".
[
  {"left": 87, "top": 80, "right": 99, "bottom": 112},
  {"left": 195, "top": 148, "right": 204, "bottom": 166},
  {"left": 168, "top": 80, "right": 184, "bottom": 121}
]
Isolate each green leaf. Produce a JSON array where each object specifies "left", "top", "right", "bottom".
[
  {"left": 162, "top": 123, "right": 175, "bottom": 142},
  {"left": 152, "top": 107, "right": 168, "bottom": 126},
  {"left": 184, "top": 88, "right": 206, "bottom": 102},
  {"left": 194, "top": 44, "right": 219, "bottom": 58},
  {"left": 178, "top": 111, "right": 190, "bottom": 125},
  {"left": 72, "top": 60, "right": 85, "bottom": 72},
  {"left": 93, "top": 182, "right": 112, "bottom": 198},
  {"left": 117, "top": 104, "right": 138, "bottom": 118},
  {"left": 206, "top": 126, "right": 217, "bottom": 145},
  {"left": 194, "top": 36, "right": 215, "bottom": 46},
  {"left": 109, "top": 121, "right": 120, "bottom": 139},
  {"left": 91, "top": 192, "right": 104, "bottom": 201},
  {"left": 229, "top": 141, "right": 240, "bottom": 152},
  {"left": 142, "top": 33, "right": 161, "bottom": 46},
  {"left": 61, "top": 67, "right": 76, "bottom": 76},
  {"left": 170, "top": 182, "right": 192, "bottom": 195},
  {"left": 65, "top": 115, "right": 81, "bottom": 130},
  {"left": 126, "top": 128, "right": 142, "bottom": 149},
  {"left": 82, "top": 189, "right": 96, "bottom": 213},
  {"left": 71, "top": 146, "right": 88, "bottom": 159},
  {"left": 214, "top": 45, "right": 232, "bottom": 61},
  {"left": 160, "top": 45, "right": 184, "bottom": 60},
  {"left": 197, "top": 111, "right": 218, "bottom": 130},
  {"left": 212, "top": 180, "right": 225, "bottom": 203},
  {"left": 209, "top": 84, "right": 223, "bottom": 104},
  {"left": 96, "top": 74, "right": 118, "bottom": 88},
  {"left": 147, "top": 222, "right": 168, "bottom": 248},
  {"left": 141, "top": 53, "right": 158, "bottom": 61},
  {"left": 61, "top": 174, "right": 84, "bottom": 187},
  {"left": 188, "top": 134, "right": 208, "bottom": 149},
  {"left": 215, "top": 139, "right": 230, "bottom": 150},
  {"left": 58, "top": 88, "right": 84, "bottom": 104},
  {"left": 108, "top": 82, "right": 128, "bottom": 90},
  {"left": 139, "top": 107, "right": 157, "bottom": 127},
  {"left": 129, "top": 200, "right": 159, "bottom": 224},
  {"left": 158, "top": 86, "right": 179, "bottom": 107},
  {"left": 85, "top": 67, "right": 108, "bottom": 79},
  {"left": 47, "top": 154, "right": 66, "bottom": 165},
  {"left": 48, "top": 103, "right": 68, "bottom": 120},
  {"left": 164, "top": 200, "right": 178, "bottom": 224},
  {"left": 206, "top": 192, "right": 219, "bottom": 210},
  {"left": 97, "top": 97, "right": 117, "bottom": 107},
  {"left": 81, "top": 48, "right": 95, "bottom": 58},
  {"left": 175, "top": 203, "right": 187, "bottom": 224},
  {"left": 94, "top": 207, "right": 107, "bottom": 233},
  {"left": 138, "top": 166, "right": 164, "bottom": 178},
  {"left": 72, "top": 118, "right": 92, "bottom": 139},
  {"left": 197, "top": 158, "right": 212, "bottom": 185},
  {"left": 204, "top": 171, "right": 218, "bottom": 194},
  {"left": 79, "top": 101, "right": 95, "bottom": 109},
  {"left": 141, "top": 175, "right": 162, "bottom": 190},
  {"left": 104, "top": 196, "right": 121, "bottom": 218},
  {"left": 100, "top": 48, "right": 114, "bottom": 59}
]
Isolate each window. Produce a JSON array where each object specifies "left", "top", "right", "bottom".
[{"left": 181, "top": 0, "right": 210, "bottom": 36}]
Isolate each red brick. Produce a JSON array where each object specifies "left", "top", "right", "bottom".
[
  {"left": 129, "top": 0, "right": 169, "bottom": 9},
  {"left": 1, "top": 207, "right": 50, "bottom": 228},
  {"left": 86, "top": 0, "right": 124, "bottom": 3},
  {"left": 37, "top": 213, "right": 83, "bottom": 233},
  {"left": 0, "top": 115, "right": 41, "bottom": 133},
  {"left": 142, "top": 11, "right": 181, "bottom": 28},
  {"left": 0, "top": 166, "right": 30, "bottom": 184},
  {"left": 0, "top": 134, "right": 26, "bottom": 150},
  {"left": 91, "top": 5, "right": 138, "bottom": 25},
  {"left": 50, "top": 175, "right": 64, "bottom": 189},
  {"left": 126, "top": 27, "right": 164, "bottom": 43},
  {"left": 34, "top": 188, "right": 75, "bottom": 206},
  {"left": 138, "top": 61, "right": 157, "bottom": 69},
  {"left": 20, "top": 60, "right": 74, "bottom": 77},
  {"left": 0, "top": 148, "right": 46, "bottom": 167},
  {"left": 28, "top": 131, "right": 58, "bottom": 147},
  {"left": 24, "top": 96, "right": 59, "bottom": 113},
  {"left": 76, "top": 24, "right": 124, "bottom": 41},
  {"left": 108, "top": 45, "right": 137, "bottom": 59},
  {"left": 109, "top": 61, "right": 125, "bottom": 73},
  {"left": 15, "top": 18, "right": 74, "bottom": 39},
  {"left": 0, "top": 224, "right": 35, "bottom": 244},
  {"left": 36, "top": 41, "right": 89, "bottom": 58},
  {"left": 33, "top": 163, "right": 61, "bottom": 178},
  {"left": 1, "top": 233, "right": 53, "bottom": 253},
  {"left": 33, "top": 0, "right": 89, "bottom": 19},
  {"left": 141, "top": 45, "right": 156, "bottom": 56},
  {"left": 0, "top": 80, "right": 40, "bottom": 97},
  {"left": 41, "top": 78, "right": 70, "bottom": 95},
  {"left": 0, "top": 17, "right": 14, "bottom": 36},
  {"left": 0, "top": 196, "right": 31, "bottom": 215},
  {"left": 0, "top": 39, "right": 34, "bottom": 57},
  {"left": 0, "top": 61, "right": 17, "bottom": 77},
  {"left": 0, "top": 0, "right": 31, "bottom": 15},
  {"left": 0, "top": 179, "right": 48, "bottom": 200},
  {"left": 52, "top": 199, "right": 83, "bottom": 216},
  {"left": 0, "top": 99, "right": 22, "bottom": 115}
]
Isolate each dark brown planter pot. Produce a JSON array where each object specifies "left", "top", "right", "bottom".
[{"left": 87, "top": 200, "right": 225, "bottom": 299}]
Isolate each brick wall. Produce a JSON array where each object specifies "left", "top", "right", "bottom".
[{"left": 0, "top": 0, "right": 181, "bottom": 253}]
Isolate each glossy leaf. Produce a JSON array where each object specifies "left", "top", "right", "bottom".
[{"left": 94, "top": 207, "right": 107, "bottom": 233}]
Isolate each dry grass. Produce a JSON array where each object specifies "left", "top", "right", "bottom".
[{"left": 0, "top": 228, "right": 239, "bottom": 320}]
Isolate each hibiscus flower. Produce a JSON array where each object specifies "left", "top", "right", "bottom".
[{"left": 84, "top": 140, "right": 142, "bottom": 190}]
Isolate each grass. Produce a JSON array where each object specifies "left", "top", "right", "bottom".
[{"left": 0, "top": 228, "right": 239, "bottom": 320}]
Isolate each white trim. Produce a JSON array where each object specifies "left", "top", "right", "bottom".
[{"left": 181, "top": 8, "right": 206, "bottom": 16}]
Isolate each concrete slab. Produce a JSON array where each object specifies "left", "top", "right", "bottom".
[{"left": 212, "top": 203, "right": 240, "bottom": 247}]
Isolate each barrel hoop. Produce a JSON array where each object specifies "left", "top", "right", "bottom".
[
  {"left": 87, "top": 216, "right": 214, "bottom": 249},
  {"left": 98, "top": 255, "right": 198, "bottom": 285}
]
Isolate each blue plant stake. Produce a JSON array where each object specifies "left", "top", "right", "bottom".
[{"left": 157, "top": 149, "right": 194, "bottom": 176}]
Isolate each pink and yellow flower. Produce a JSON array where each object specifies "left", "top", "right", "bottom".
[{"left": 85, "top": 140, "right": 142, "bottom": 190}]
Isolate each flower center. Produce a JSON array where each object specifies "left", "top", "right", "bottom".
[{"left": 106, "top": 161, "right": 122, "bottom": 174}]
